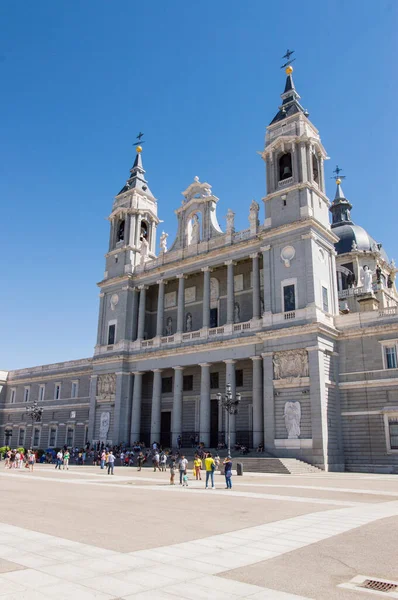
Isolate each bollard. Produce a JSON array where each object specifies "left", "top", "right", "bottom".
[{"left": 236, "top": 462, "right": 243, "bottom": 476}]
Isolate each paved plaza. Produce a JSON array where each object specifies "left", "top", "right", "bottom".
[{"left": 0, "top": 465, "right": 398, "bottom": 599}]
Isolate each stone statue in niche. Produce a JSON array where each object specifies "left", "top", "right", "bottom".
[
  {"left": 284, "top": 401, "right": 301, "bottom": 439},
  {"left": 110, "top": 294, "right": 119, "bottom": 311},
  {"left": 248, "top": 200, "right": 259, "bottom": 232},
  {"left": 159, "top": 231, "right": 168, "bottom": 253},
  {"left": 191, "top": 214, "right": 200, "bottom": 244},
  {"left": 260, "top": 297, "right": 265, "bottom": 315},
  {"left": 226, "top": 209, "right": 235, "bottom": 234},
  {"left": 361, "top": 265, "right": 374, "bottom": 293},
  {"left": 376, "top": 264, "right": 382, "bottom": 284},
  {"left": 140, "top": 237, "right": 149, "bottom": 265},
  {"left": 99, "top": 412, "right": 110, "bottom": 442},
  {"left": 186, "top": 313, "right": 192, "bottom": 332},
  {"left": 273, "top": 350, "right": 309, "bottom": 380},
  {"left": 97, "top": 374, "right": 116, "bottom": 400},
  {"left": 234, "top": 302, "right": 240, "bottom": 323},
  {"left": 165, "top": 317, "right": 173, "bottom": 336}
]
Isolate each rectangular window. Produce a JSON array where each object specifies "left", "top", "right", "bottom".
[
  {"left": 322, "top": 286, "right": 329, "bottom": 313},
  {"left": 283, "top": 284, "right": 296, "bottom": 312},
  {"left": 389, "top": 420, "right": 398, "bottom": 450},
  {"left": 4, "top": 429, "right": 12, "bottom": 446},
  {"left": 210, "top": 372, "right": 219, "bottom": 389},
  {"left": 235, "top": 369, "right": 244, "bottom": 387},
  {"left": 54, "top": 384, "right": 61, "bottom": 400},
  {"left": 71, "top": 381, "right": 78, "bottom": 399},
  {"left": 162, "top": 377, "right": 173, "bottom": 394},
  {"left": 49, "top": 428, "right": 57, "bottom": 447},
  {"left": 10, "top": 389, "right": 16, "bottom": 404},
  {"left": 108, "top": 324, "right": 116, "bottom": 345},
  {"left": 33, "top": 428, "right": 40, "bottom": 447},
  {"left": 39, "top": 385, "right": 45, "bottom": 402},
  {"left": 66, "top": 427, "right": 74, "bottom": 447},
  {"left": 18, "top": 429, "right": 25, "bottom": 446},
  {"left": 385, "top": 346, "right": 398, "bottom": 370},
  {"left": 24, "top": 387, "right": 30, "bottom": 403},
  {"left": 183, "top": 375, "right": 193, "bottom": 392}
]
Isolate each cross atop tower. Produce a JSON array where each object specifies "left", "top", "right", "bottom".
[
  {"left": 332, "top": 165, "right": 346, "bottom": 185},
  {"left": 281, "top": 49, "right": 296, "bottom": 70}
]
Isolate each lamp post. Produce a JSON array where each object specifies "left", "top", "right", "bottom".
[
  {"left": 217, "top": 383, "right": 241, "bottom": 456},
  {"left": 26, "top": 400, "right": 43, "bottom": 448}
]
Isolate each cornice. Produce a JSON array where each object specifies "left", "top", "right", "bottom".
[
  {"left": 337, "top": 321, "right": 398, "bottom": 340},
  {"left": 257, "top": 321, "right": 339, "bottom": 342},
  {"left": 262, "top": 181, "right": 330, "bottom": 207},
  {"left": 6, "top": 369, "right": 93, "bottom": 385}
]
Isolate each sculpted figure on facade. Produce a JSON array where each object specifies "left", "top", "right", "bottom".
[
  {"left": 165, "top": 317, "right": 173, "bottom": 336},
  {"left": 140, "top": 237, "right": 149, "bottom": 265},
  {"left": 226, "top": 209, "right": 235, "bottom": 234},
  {"left": 361, "top": 265, "right": 374, "bottom": 293},
  {"left": 273, "top": 350, "right": 309, "bottom": 380},
  {"left": 99, "top": 411, "right": 110, "bottom": 442},
  {"left": 248, "top": 200, "right": 259, "bottom": 233},
  {"left": 284, "top": 401, "right": 301, "bottom": 439},
  {"left": 190, "top": 214, "right": 200, "bottom": 244},
  {"left": 234, "top": 302, "right": 240, "bottom": 323},
  {"left": 159, "top": 231, "right": 168, "bottom": 253},
  {"left": 97, "top": 374, "right": 116, "bottom": 400},
  {"left": 186, "top": 313, "right": 192, "bottom": 332}
]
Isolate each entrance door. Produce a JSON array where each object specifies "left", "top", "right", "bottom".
[
  {"left": 210, "top": 399, "right": 219, "bottom": 448},
  {"left": 160, "top": 411, "right": 171, "bottom": 449},
  {"left": 210, "top": 308, "right": 218, "bottom": 328}
]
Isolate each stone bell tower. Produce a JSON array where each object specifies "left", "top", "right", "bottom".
[
  {"left": 104, "top": 141, "right": 160, "bottom": 280},
  {"left": 261, "top": 61, "right": 329, "bottom": 230}
]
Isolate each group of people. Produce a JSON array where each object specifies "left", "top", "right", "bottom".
[
  {"left": 169, "top": 452, "right": 233, "bottom": 489},
  {"left": 3, "top": 449, "right": 36, "bottom": 471},
  {"left": 54, "top": 449, "right": 70, "bottom": 470}
]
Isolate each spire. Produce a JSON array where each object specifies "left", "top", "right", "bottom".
[
  {"left": 117, "top": 133, "right": 153, "bottom": 196},
  {"left": 270, "top": 50, "right": 309, "bottom": 125},
  {"left": 329, "top": 165, "right": 353, "bottom": 227}
]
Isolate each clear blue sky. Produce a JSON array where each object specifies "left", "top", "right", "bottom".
[{"left": 1, "top": 1, "right": 397, "bottom": 370}]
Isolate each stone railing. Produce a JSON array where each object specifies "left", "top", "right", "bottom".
[
  {"left": 379, "top": 306, "right": 398, "bottom": 317},
  {"left": 278, "top": 177, "right": 293, "bottom": 188},
  {"left": 10, "top": 357, "right": 92, "bottom": 377},
  {"left": 233, "top": 229, "right": 251, "bottom": 242}
]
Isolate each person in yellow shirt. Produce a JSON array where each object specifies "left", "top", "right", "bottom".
[
  {"left": 204, "top": 453, "right": 215, "bottom": 489},
  {"left": 193, "top": 455, "right": 202, "bottom": 481}
]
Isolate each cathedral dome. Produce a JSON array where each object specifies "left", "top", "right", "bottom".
[{"left": 332, "top": 222, "right": 389, "bottom": 261}]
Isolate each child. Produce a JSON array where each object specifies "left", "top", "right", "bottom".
[
  {"left": 182, "top": 473, "right": 189, "bottom": 487},
  {"left": 169, "top": 459, "right": 176, "bottom": 485}
]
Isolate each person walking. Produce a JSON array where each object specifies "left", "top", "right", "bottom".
[
  {"left": 178, "top": 455, "right": 188, "bottom": 485},
  {"left": 28, "top": 450, "right": 35, "bottom": 472},
  {"left": 160, "top": 452, "right": 167, "bottom": 472},
  {"left": 177, "top": 435, "right": 182, "bottom": 450},
  {"left": 63, "top": 450, "right": 70, "bottom": 470},
  {"left": 107, "top": 451, "right": 115, "bottom": 475},
  {"left": 55, "top": 450, "right": 63, "bottom": 470},
  {"left": 204, "top": 453, "right": 215, "bottom": 489},
  {"left": 193, "top": 455, "right": 202, "bottom": 481},
  {"left": 137, "top": 451, "right": 144, "bottom": 471},
  {"left": 169, "top": 458, "right": 176, "bottom": 485},
  {"left": 100, "top": 450, "right": 106, "bottom": 469},
  {"left": 223, "top": 455, "right": 233, "bottom": 489},
  {"left": 152, "top": 452, "right": 161, "bottom": 472}
]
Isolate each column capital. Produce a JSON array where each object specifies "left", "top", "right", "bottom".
[
  {"left": 250, "top": 252, "right": 259, "bottom": 260},
  {"left": 201, "top": 266, "right": 213, "bottom": 273},
  {"left": 199, "top": 362, "right": 211, "bottom": 368},
  {"left": 250, "top": 356, "right": 262, "bottom": 361},
  {"left": 152, "top": 368, "right": 163, "bottom": 373},
  {"left": 224, "top": 260, "right": 236, "bottom": 266},
  {"left": 132, "top": 370, "right": 143, "bottom": 376},
  {"left": 261, "top": 351, "right": 273, "bottom": 358},
  {"left": 176, "top": 273, "right": 187, "bottom": 279},
  {"left": 223, "top": 359, "right": 236, "bottom": 364},
  {"left": 156, "top": 278, "right": 167, "bottom": 285},
  {"left": 173, "top": 365, "right": 184, "bottom": 371},
  {"left": 260, "top": 245, "right": 271, "bottom": 252},
  {"left": 138, "top": 284, "right": 148, "bottom": 291}
]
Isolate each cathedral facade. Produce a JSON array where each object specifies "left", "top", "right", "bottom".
[{"left": 1, "top": 64, "right": 398, "bottom": 473}]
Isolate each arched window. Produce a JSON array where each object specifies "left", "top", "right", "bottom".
[
  {"left": 279, "top": 153, "right": 292, "bottom": 181},
  {"left": 312, "top": 154, "right": 319, "bottom": 184},
  {"left": 117, "top": 219, "right": 125, "bottom": 242}
]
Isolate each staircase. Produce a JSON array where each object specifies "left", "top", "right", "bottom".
[{"left": 233, "top": 457, "right": 322, "bottom": 474}]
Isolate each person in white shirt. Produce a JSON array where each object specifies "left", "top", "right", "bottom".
[
  {"left": 178, "top": 455, "right": 188, "bottom": 485},
  {"left": 107, "top": 451, "right": 115, "bottom": 475},
  {"left": 55, "top": 450, "right": 63, "bottom": 470},
  {"left": 153, "top": 452, "right": 161, "bottom": 472}
]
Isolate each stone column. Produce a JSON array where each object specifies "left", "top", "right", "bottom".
[
  {"left": 308, "top": 347, "right": 328, "bottom": 470},
  {"left": 150, "top": 369, "right": 163, "bottom": 442},
  {"left": 113, "top": 372, "right": 132, "bottom": 445},
  {"left": 251, "top": 253, "right": 261, "bottom": 319},
  {"left": 96, "top": 294, "right": 105, "bottom": 345},
  {"left": 262, "top": 352, "right": 275, "bottom": 449},
  {"left": 131, "top": 287, "right": 139, "bottom": 341},
  {"left": 136, "top": 285, "right": 147, "bottom": 341},
  {"left": 176, "top": 274, "right": 186, "bottom": 334},
  {"left": 128, "top": 214, "right": 136, "bottom": 247},
  {"left": 261, "top": 246, "right": 272, "bottom": 314},
  {"left": 202, "top": 267, "right": 211, "bottom": 329},
  {"left": 293, "top": 142, "right": 299, "bottom": 183},
  {"left": 224, "top": 359, "right": 236, "bottom": 446},
  {"left": 225, "top": 260, "right": 235, "bottom": 325},
  {"left": 251, "top": 356, "right": 263, "bottom": 447},
  {"left": 135, "top": 214, "right": 142, "bottom": 248},
  {"left": 172, "top": 366, "right": 184, "bottom": 447},
  {"left": 130, "top": 371, "right": 143, "bottom": 444},
  {"left": 156, "top": 279, "right": 165, "bottom": 337},
  {"left": 87, "top": 374, "right": 98, "bottom": 443},
  {"left": 199, "top": 363, "right": 211, "bottom": 446}
]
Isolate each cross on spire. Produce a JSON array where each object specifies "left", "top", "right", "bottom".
[
  {"left": 281, "top": 49, "right": 296, "bottom": 70},
  {"left": 133, "top": 132, "right": 145, "bottom": 147},
  {"left": 332, "top": 165, "right": 346, "bottom": 182}
]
